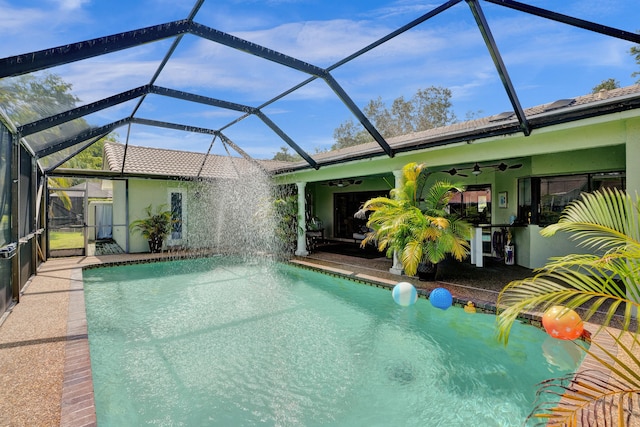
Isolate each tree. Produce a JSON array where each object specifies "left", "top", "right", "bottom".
[
  {"left": 271, "top": 146, "right": 301, "bottom": 162},
  {"left": 59, "top": 133, "right": 119, "bottom": 170},
  {"left": 47, "top": 176, "right": 74, "bottom": 211},
  {"left": 592, "top": 78, "right": 620, "bottom": 93},
  {"left": 496, "top": 189, "right": 640, "bottom": 425},
  {"left": 632, "top": 39, "right": 640, "bottom": 83},
  {"left": 332, "top": 119, "right": 376, "bottom": 150},
  {"left": 0, "top": 73, "right": 95, "bottom": 165},
  {"left": 0, "top": 73, "right": 80, "bottom": 125},
  {"left": 332, "top": 86, "right": 457, "bottom": 150},
  {"left": 1, "top": 73, "right": 122, "bottom": 171},
  {"left": 63, "top": 139, "right": 106, "bottom": 170}
]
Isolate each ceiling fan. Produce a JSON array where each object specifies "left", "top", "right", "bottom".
[
  {"left": 325, "top": 178, "right": 363, "bottom": 188},
  {"left": 442, "top": 161, "right": 522, "bottom": 176},
  {"left": 442, "top": 167, "right": 468, "bottom": 177}
]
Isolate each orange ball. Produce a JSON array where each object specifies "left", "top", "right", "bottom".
[{"left": 542, "top": 306, "right": 584, "bottom": 340}]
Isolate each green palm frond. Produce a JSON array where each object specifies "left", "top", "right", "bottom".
[
  {"left": 423, "top": 180, "right": 465, "bottom": 213},
  {"left": 543, "top": 188, "right": 640, "bottom": 251},
  {"left": 48, "top": 177, "right": 74, "bottom": 210},
  {"left": 497, "top": 267, "right": 639, "bottom": 344},
  {"left": 527, "top": 332, "right": 640, "bottom": 426},
  {"left": 496, "top": 189, "right": 640, "bottom": 424},
  {"left": 497, "top": 189, "right": 640, "bottom": 344},
  {"left": 129, "top": 204, "right": 173, "bottom": 240}
]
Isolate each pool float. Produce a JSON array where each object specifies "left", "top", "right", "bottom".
[
  {"left": 429, "top": 287, "right": 452, "bottom": 310},
  {"left": 392, "top": 282, "right": 417, "bottom": 306},
  {"left": 542, "top": 305, "right": 584, "bottom": 340}
]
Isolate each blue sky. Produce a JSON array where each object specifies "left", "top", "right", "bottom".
[{"left": 1, "top": 0, "right": 639, "bottom": 160}]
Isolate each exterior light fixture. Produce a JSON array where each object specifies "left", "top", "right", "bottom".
[{"left": 472, "top": 163, "right": 482, "bottom": 175}]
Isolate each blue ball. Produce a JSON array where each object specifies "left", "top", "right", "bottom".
[
  {"left": 392, "top": 282, "right": 417, "bottom": 306},
  {"left": 430, "top": 287, "right": 452, "bottom": 310}
]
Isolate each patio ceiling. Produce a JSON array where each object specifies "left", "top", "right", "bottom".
[{"left": 1, "top": 0, "right": 639, "bottom": 176}]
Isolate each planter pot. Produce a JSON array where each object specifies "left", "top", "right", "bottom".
[
  {"left": 417, "top": 262, "right": 438, "bottom": 281},
  {"left": 148, "top": 236, "right": 164, "bottom": 253}
]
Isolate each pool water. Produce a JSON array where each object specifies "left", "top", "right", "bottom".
[{"left": 83, "top": 257, "right": 584, "bottom": 426}]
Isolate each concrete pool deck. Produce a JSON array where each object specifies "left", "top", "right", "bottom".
[{"left": 0, "top": 251, "right": 628, "bottom": 426}]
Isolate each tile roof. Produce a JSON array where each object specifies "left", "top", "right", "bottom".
[{"left": 102, "top": 142, "right": 290, "bottom": 179}]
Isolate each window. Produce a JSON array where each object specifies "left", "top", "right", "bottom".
[
  {"left": 448, "top": 185, "right": 491, "bottom": 225},
  {"left": 333, "top": 191, "right": 386, "bottom": 239},
  {"left": 168, "top": 188, "right": 186, "bottom": 245},
  {"left": 540, "top": 175, "right": 588, "bottom": 225},
  {"left": 170, "top": 192, "right": 182, "bottom": 239},
  {"left": 518, "top": 172, "right": 625, "bottom": 226}
]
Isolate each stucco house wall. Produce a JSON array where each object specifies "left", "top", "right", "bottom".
[{"left": 125, "top": 179, "right": 195, "bottom": 253}]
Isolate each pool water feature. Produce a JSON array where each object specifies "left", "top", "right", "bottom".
[{"left": 83, "top": 257, "right": 584, "bottom": 426}]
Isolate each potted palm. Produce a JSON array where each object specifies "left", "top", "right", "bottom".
[
  {"left": 361, "top": 162, "right": 472, "bottom": 280},
  {"left": 129, "top": 204, "right": 173, "bottom": 253}
]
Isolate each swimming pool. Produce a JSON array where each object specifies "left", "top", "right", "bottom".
[{"left": 83, "top": 257, "right": 583, "bottom": 426}]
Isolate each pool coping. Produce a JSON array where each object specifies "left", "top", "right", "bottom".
[{"left": 59, "top": 255, "right": 618, "bottom": 427}]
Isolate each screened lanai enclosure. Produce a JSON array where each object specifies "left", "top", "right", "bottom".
[{"left": 1, "top": 0, "right": 640, "bottom": 317}]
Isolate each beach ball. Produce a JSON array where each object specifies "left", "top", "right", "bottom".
[
  {"left": 429, "top": 287, "right": 452, "bottom": 310},
  {"left": 392, "top": 282, "right": 417, "bottom": 306},
  {"left": 542, "top": 306, "right": 584, "bottom": 340}
]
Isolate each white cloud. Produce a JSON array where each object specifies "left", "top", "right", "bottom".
[
  {"left": 56, "top": 0, "right": 89, "bottom": 11},
  {"left": 235, "top": 20, "right": 390, "bottom": 65},
  {"left": 367, "top": 1, "right": 448, "bottom": 20},
  {"left": 0, "top": 4, "right": 54, "bottom": 55},
  {"left": 0, "top": 0, "right": 91, "bottom": 56},
  {"left": 60, "top": 59, "right": 159, "bottom": 103}
]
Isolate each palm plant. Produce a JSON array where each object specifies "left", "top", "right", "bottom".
[
  {"left": 496, "top": 188, "right": 640, "bottom": 425},
  {"left": 361, "top": 162, "right": 472, "bottom": 277},
  {"left": 48, "top": 176, "right": 73, "bottom": 211},
  {"left": 129, "top": 204, "right": 173, "bottom": 253},
  {"left": 273, "top": 192, "right": 299, "bottom": 257}
]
